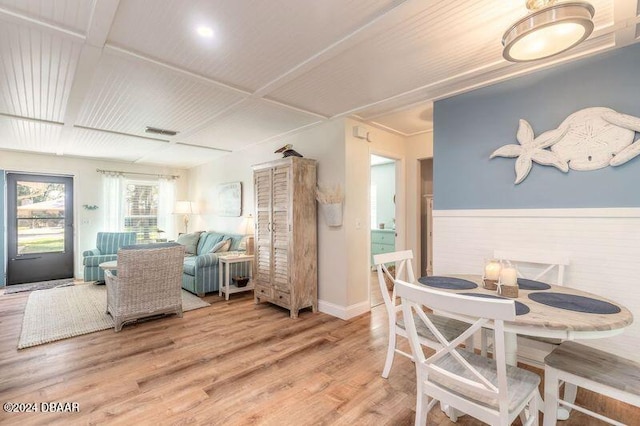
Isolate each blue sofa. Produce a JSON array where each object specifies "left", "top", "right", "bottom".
[
  {"left": 83, "top": 232, "right": 137, "bottom": 282},
  {"left": 181, "top": 231, "right": 248, "bottom": 296}
]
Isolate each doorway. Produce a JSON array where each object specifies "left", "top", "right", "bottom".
[
  {"left": 420, "top": 159, "right": 433, "bottom": 276},
  {"left": 6, "top": 173, "right": 74, "bottom": 285},
  {"left": 370, "top": 154, "right": 397, "bottom": 308}
]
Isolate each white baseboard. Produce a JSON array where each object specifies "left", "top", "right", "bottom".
[{"left": 318, "top": 299, "right": 370, "bottom": 320}]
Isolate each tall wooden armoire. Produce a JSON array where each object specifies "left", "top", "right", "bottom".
[{"left": 252, "top": 157, "right": 317, "bottom": 318}]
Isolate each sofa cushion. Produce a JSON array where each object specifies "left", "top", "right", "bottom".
[
  {"left": 176, "top": 231, "right": 202, "bottom": 255},
  {"left": 224, "top": 233, "right": 247, "bottom": 251},
  {"left": 197, "top": 232, "right": 225, "bottom": 255},
  {"left": 183, "top": 256, "right": 197, "bottom": 276},
  {"left": 210, "top": 239, "right": 230, "bottom": 253}
]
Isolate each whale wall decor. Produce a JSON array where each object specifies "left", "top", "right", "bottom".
[{"left": 490, "top": 107, "right": 640, "bottom": 184}]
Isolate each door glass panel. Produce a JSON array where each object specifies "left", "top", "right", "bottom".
[{"left": 16, "top": 181, "right": 65, "bottom": 254}]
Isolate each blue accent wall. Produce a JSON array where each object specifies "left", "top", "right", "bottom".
[
  {"left": 0, "top": 170, "right": 5, "bottom": 286},
  {"left": 434, "top": 43, "right": 640, "bottom": 210}
]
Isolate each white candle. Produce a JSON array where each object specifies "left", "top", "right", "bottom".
[
  {"left": 500, "top": 267, "right": 518, "bottom": 286},
  {"left": 485, "top": 261, "right": 501, "bottom": 280}
]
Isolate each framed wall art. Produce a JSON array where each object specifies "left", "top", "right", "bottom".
[{"left": 215, "top": 182, "right": 241, "bottom": 217}]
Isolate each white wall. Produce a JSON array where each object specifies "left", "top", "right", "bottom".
[
  {"left": 188, "top": 120, "right": 348, "bottom": 308},
  {"left": 0, "top": 151, "right": 188, "bottom": 279},
  {"left": 188, "top": 118, "right": 418, "bottom": 318},
  {"left": 405, "top": 131, "right": 433, "bottom": 278},
  {"left": 344, "top": 118, "right": 407, "bottom": 310},
  {"left": 433, "top": 208, "right": 640, "bottom": 361}
]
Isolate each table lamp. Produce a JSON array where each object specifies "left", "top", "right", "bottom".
[
  {"left": 244, "top": 214, "right": 255, "bottom": 255},
  {"left": 174, "top": 201, "right": 194, "bottom": 234}
]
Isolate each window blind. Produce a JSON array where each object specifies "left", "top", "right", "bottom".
[{"left": 124, "top": 182, "right": 160, "bottom": 243}]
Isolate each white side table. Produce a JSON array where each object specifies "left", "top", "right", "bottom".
[
  {"left": 98, "top": 260, "right": 118, "bottom": 271},
  {"left": 218, "top": 253, "right": 254, "bottom": 300}
]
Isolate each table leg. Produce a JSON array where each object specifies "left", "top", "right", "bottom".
[
  {"left": 218, "top": 261, "right": 223, "bottom": 297},
  {"left": 506, "top": 332, "right": 568, "bottom": 420},
  {"left": 505, "top": 332, "right": 518, "bottom": 366},
  {"left": 225, "top": 262, "right": 230, "bottom": 301}
]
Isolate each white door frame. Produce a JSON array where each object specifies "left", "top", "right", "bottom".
[{"left": 368, "top": 149, "right": 405, "bottom": 306}]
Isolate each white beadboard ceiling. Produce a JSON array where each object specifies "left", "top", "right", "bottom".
[{"left": 0, "top": 0, "right": 637, "bottom": 167}]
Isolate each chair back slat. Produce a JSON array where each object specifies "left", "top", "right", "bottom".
[
  {"left": 374, "top": 250, "right": 416, "bottom": 317},
  {"left": 494, "top": 249, "right": 569, "bottom": 286}
]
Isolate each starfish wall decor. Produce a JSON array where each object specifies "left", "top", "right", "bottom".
[{"left": 491, "top": 107, "right": 640, "bottom": 184}]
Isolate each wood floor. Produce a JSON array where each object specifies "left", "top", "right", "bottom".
[{"left": 0, "top": 288, "right": 637, "bottom": 425}]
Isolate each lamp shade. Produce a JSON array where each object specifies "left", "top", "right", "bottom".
[
  {"left": 502, "top": 2, "right": 595, "bottom": 62},
  {"left": 174, "top": 201, "right": 194, "bottom": 214},
  {"left": 244, "top": 214, "right": 255, "bottom": 235}
]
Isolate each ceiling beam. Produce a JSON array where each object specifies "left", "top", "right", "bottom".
[
  {"left": 58, "top": 0, "right": 122, "bottom": 155},
  {"left": 0, "top": 6, "right": 85, "bottom": 40}
]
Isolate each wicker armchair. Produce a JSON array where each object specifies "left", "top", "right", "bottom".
[{"left": 105, "top": 243, "right": 185, "bottom": 332}]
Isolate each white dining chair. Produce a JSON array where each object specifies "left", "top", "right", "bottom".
[
  {"left": 482, "top": 249, "right": 570, "bottom": 367},
  {"left": 396, "top": 279, "right": 540, "bottom": 426},
  {"left": 373, "top": 250, "right": 469, "bottom": 379},
  {"left": 484, "top": 249, "right": 576, "bottom": 420}
]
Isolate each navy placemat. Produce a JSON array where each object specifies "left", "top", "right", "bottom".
[
  {"left": 418, "top": 276, "right": 477, "bottom": 290},
  {"left": 528, "top": 292, "right": 621, "bottom": 314},
  {"left": 517, "top": 278, "right": 551, "bottom": 291},
  {"left": 459, "top": 293, "right": 530, "bottom": 316}
]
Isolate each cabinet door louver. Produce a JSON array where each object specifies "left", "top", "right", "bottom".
[
  {"left": 272, "top": 166, "right": 290, "bottom": 292},
  {"left": 255, "top": 170, "right": 271, "bottom": 284}
]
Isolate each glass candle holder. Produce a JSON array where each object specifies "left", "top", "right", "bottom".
[
  {"left": 483, "top": 259, "right": 502, "bottom": 290},
  {"left": 498, "top": 264, "right": 519, "bottom": 298}
]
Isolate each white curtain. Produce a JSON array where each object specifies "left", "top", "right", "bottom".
[
  {"left": 102, "top": 173, "right": 125, "bottom": 231},
  {"left": 157, "top": 178, "right": 176, "bottom": 240}
]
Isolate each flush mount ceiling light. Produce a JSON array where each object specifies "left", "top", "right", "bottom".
[
  {"left": 502, "top": 0, "right": 595, "bottom": 62},
  {"left": 196, "top": 25, "right": 214, "bottom": 38}
]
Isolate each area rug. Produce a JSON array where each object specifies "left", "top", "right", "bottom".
[
  {"left": 4, "top": 278, "right": 74, "bottom": 294},
  {"left": 18, "top": 284, "right": 210, "bottom": 349}
]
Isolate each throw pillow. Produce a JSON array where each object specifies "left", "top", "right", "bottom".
[
  {"left": 210, "top": 239, "right": 231, "bottom": 253},
  {"left": 176, "top": 231, "right": 202, "bottom": 255}
]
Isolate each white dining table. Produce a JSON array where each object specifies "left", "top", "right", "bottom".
[
  {"left": 419, "top": 274, "right": 634, "bottom": 420},
  {"left": 425, "top": 274, "right": 633, "bottom": 366}
]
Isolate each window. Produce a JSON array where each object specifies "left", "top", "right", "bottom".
[{"left": 124, "top": 181, "right": 161, "bottom": 243}]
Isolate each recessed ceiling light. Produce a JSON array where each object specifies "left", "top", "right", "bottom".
[{"left": 196, "top": 26, "right": 214, "bottom": 39}]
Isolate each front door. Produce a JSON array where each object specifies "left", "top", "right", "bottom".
[{"left": 6, "top": 173, "right": 74, "bottom": 285}]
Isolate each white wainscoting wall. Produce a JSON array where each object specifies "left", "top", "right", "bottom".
[{"left": 433, "top": 208, "right": 640, "bottom": 362}]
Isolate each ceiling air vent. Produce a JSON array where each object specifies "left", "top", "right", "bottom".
[{"left": 145, "top": 126, "right": 178, "bottom": 136}]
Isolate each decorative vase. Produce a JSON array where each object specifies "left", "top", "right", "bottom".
[{"left": 320, "top": 202, "right": 343, "bottom": 227}]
